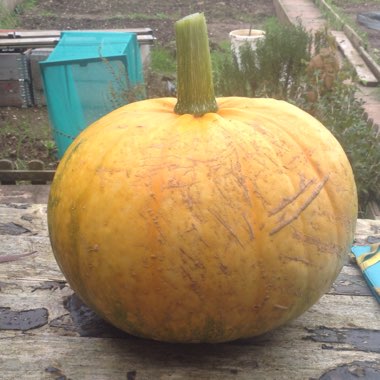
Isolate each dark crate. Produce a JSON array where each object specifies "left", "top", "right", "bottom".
[
  {"left": 0, "top": 80, "right": 32, "bottom": 107},
  {"left": 27, "top": 48, "right": 53, "bottom": 106},
  {"left": 0, "top": 52, "right": 30, "bottom": 81}
]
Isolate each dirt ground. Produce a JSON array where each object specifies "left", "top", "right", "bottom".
[
  {"left": 332, "top": 0, "right": 380, "bottom": 53},
  {"left": 15, "top": 0, "right": 379, "bottom": 50},
  {"left": 17, "top": 0, "right": 275, "bottom": 47}
]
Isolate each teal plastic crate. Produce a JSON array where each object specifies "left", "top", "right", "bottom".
[{"left": 40, "top": 31, "right": 144, "bottom": 158}]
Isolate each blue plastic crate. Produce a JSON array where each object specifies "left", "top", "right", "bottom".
[{"left": 40, "top": 31, "right": 144, "bottom": 158}]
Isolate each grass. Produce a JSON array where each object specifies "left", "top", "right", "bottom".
[
  {"left": 40, "top": 10, "right": 55, "bottom": 17},
  {"left": 0, "top": 0, "right": 38, "bottom": 27},
  {"left": 0, "top": 3, "right": 18, "bottom": 27},
  {"left": 150, "top": 46, "right": 177, "bottom": 76}
]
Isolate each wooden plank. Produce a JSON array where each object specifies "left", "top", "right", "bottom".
[
  {"left": 367, "top": 201, "right": 380, "bottom": 221},
  {"left": 0, "top": 274, "right": 378, "bottom": 332},
  {"left": 355, "top": 218, "right": 380, "bottom": 243},
  {"left": 0, "top": 35, "right": 154, "bottom": 49},
  {"left": 0, "top": 207, "right": 378, "bottom": 330},
  {"left": 0, "top": 30, "right": 155, "bottom": 50},
  {"left": 0, "top": 28, "right": 153, "bottom": 39},
  {"left": 0, "top": 184, "right": 51, "bottom": 203},
  {"left": 0, "top": 30, "right": 61, "bottom": 38},
  {"left": 0, "top": 330, "right": 379, "bottom": 380},
  {"left": 0, "top": 160, "right": 15, "bottom": 185},
  {"left": 0, "top": 37, "right": 60, "bottom": 48},
  {"left": 330, "top": 263, "right": 373, "bottom": 296},
  {"left": 0, "top": 202, "right": 379, "bottom": 379},
  {"left": 331, "top": 30, "right": 378, "bottom": 86},
  {"left": 0, "top": 203, "right": 48, "bottom": 231},
  {"left": 0, "top": 169, "right": 55, "bottom": 184}
]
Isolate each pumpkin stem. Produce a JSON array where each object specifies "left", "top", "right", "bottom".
[{"left": 174, "top": 13, "right": 218, "bottom": 116}]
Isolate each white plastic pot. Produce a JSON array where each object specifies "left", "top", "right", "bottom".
[{"left": 229, "top": 29, "right": 265, "bottom": 68}]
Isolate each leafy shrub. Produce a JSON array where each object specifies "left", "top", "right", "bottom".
[{"left": 313, "top": 81, "right": 380, "bottom": 211}]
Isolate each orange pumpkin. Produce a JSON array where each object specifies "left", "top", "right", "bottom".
[{"left": 48, "top": 14, "right": 357, "bottom": 343}]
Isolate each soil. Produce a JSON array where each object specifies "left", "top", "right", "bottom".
[
  {"left": 0, "top": 107, "right": 56, "bottom": 168},
  {"left": 332, "top": 0, "right": 380, "bottom": 53},
  {"left": 16, "top": 0, "right": 274, "bottom": 47},
  {"left": 1, "top": 0, "right": 379, "bottom": 168}
]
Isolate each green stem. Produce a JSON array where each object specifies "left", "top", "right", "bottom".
[{"left": 174, "top": 13, "right": 218, "bottom": 116}]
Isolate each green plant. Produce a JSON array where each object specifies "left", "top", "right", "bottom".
[
  {"left": 43, "top": 140, "right": 57, "bottom": 159},
  {"left": 150, "top": 46, "right": 177, "bottom": 76},
  {"left": 40, "top": 10, "right": 55, "bottom": 17},
  {"left": 0, "top": 3, "right": 18, "bottom": 27},
  {"left": 0, "top": 0, "right": 39, "bottom": 27},
  {"left": 255, "top": 19, "right": 312, "bottom": 99},
  {"left": 98, "top": 55, "right": 146, "bottom": 109},
  {"left": 212, "top": 43, "right": 249, "bottom": 96},
  {"left": 214, "top": 18, "right": 312, "bottom": 100},
  {"left": 14, "top": 0, "right": 38, "bottom": 15},
  {"left": 310, "top": 81, "right": 380, "bottom": 213}
]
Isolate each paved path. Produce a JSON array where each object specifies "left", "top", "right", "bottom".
[{"left": 274, "top": 0, "right": 380, "bottom": 133}]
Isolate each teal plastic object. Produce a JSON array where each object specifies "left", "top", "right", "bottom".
[
  {"left": 351, "top": 244, "right": 380, "bottom": 304},
  {"left": 40, "top": 31, "right": 144, "bottom": 158}
]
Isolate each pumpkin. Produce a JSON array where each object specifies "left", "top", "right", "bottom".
[{"left": 48, "top": 13, "right": 358, "bottom": 343}]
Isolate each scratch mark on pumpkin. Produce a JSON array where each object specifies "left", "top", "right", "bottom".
[
  {"left": 281, "top": 255, "right": 312, "bottom": 266},
  {"left": 230, "top": 164, "right": 252, "bottom": 207},
  {"left": 214, "top": 182, "right": 231, "bottom": 203},
  {"left": 268, "top": 177, "right": 314, "bottom": 216},
  {"left": 180, "top": 264, "right": 202, "bottom": 297},
  {"left": 273, "top": 304, "right": 289, "bottom": 310},
  {"left": 179, "top": 248, "right": 205, "bottom": 270},
  {"left": 242, "top": 213, "right": 255, "bottom": 240},
  {"left": 187, "top": 158, "right": 218, "bottom": 164},
  {"left": 208, "top": 208, "right": 244, "bottom": 247},
  {"left": 219, "top": 263, "right": 229, "bottom": 275},
  {"left": 270, "top": 175, "right": 329, "bottom": 235},
  {"left": 292, "top": 229, "right": 342, "bottom": 256}
]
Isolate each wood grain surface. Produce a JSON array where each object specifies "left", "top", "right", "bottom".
[{"left": 0, "top": 190, "right": 379, "bottom": 380}]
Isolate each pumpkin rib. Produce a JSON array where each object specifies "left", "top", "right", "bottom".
[
  {"left": 271, "top": 115, "right": 355, "bottom": 280},
  {"left": 223, "top": 98, "right": 354, "bottom": 318},
  {"left": 212, "top": 107, "right": 316, "bottom": 324},
  {"left": 207, "top": 116, "right": 273, "bottom": 323},
  {"left": 262, "top": 106, "right": 351, "bottom": 308}
]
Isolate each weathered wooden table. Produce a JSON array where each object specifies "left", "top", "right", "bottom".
[{"left": 1, "top": 185, "right": 379, "bottom": 380}]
